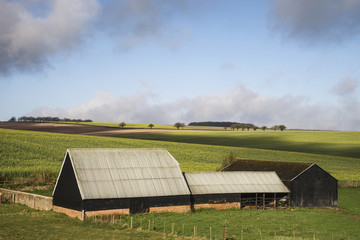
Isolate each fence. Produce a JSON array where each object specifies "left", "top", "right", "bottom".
[{"left": 0, "top": 188, "right": 52, "bottom": 210}]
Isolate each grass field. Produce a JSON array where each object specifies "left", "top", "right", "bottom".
[
  {"left": 1, "top": 128, "right": 360, "bottom": 181},
  {"left": 0, "top": 203, "right": 167, "bottom": 240},
  {"left": 116, "top": 130, "right": 360, "bottom": 159},
  {"left": 60, "top": 121, "right": 225, "bottom": 130},
  {"left": 1, "top": 187, "right": 359, "bottom": 240},
  {"left": 1, "top": 126, "right": 360, "bottom": 239}
]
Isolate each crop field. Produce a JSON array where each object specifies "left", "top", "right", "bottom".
[
  {"left": 116, "top": 130, "right": 360, "bottom": 159},
  {"left": 61, "top": 121, "right": 225, "bottom": 130},
  {"left": 60, "top": 121, "right": 181, "bottom": 130},
  {"left": 1, "top": 125, "right": 360, "bottom": 239},
  {"left": 1, "top": 128, "right": 360, "bottom": 181}
]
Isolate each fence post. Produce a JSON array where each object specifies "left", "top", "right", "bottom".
[
  {"left": 255, "top": 193, "right": 258, "bottom": 209},
  {"left": 223, "top": 227, "right": 226, "bottom": 240},
  {"left": 81, "top": 210, "right": 85, "bottom": 221},
  {"left": 182, "top": 224, "right": 184, "bottom": 238},
  {"left": 274, "top": 193, "right": 276, "bottom": 209},
  {"left": 263, "top": 193, "right": 265, "bottom": 210}
]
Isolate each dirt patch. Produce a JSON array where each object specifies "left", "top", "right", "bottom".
[{"left": 0, "top": 122, "right": 180, "bottom": 136}]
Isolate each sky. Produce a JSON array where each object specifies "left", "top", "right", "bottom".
[{"left": 1, "top": 0, "right": 360, "bottom": 131}]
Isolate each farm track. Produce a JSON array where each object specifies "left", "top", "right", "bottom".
[{"left": 0, "top": 122, "right": 179, "bottom": 136}]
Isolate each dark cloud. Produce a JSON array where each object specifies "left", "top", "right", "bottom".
[
  {"left": 0, "top": 0, "right": 197, "bottom": 75},
  {"left": 269, "top": 0, "right": 360, "bottom": 45},
  {"left": 28, "top": 84, "right": 360, "bottom": 131},
  {"left": 332, "top": 77, "right": 359, "bottom": 96},
  {"left": 98, "top": 0, "right": 193, "bottom": 50},
  {"left": 0, "top": 0, "right": 99, "bottom": 75}
]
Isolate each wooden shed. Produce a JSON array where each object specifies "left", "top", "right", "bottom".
[
  {"left": 184, "top": 172, "right": 289, "bottom": 210},
  {"left": 53, "top": 148, "right": 191, "bottom": 219},
  {"left": 221, "top": 160, "right": 338, "bottom": 207}
]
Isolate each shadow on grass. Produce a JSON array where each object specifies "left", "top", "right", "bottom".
[{"left": 113, "top": 134, "right": 360, "bottom": 159}]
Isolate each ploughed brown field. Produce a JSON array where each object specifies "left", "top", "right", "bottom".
[{"left": 0, "top": 122, "right": 175, "bottom": 136}]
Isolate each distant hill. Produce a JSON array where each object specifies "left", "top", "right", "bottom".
[{"left": 188, "top": 121, "right": 254, "bottom": 128}]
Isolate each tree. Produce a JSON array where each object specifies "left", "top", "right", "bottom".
[
  {"left": 261, "top": 126, "right": 267, "bottom": 131},
  {"left": 174, "top": 122, "right": 182, "bottom": 130},
  {"left": 245, "top": 124, "right": 251, "bottom": 131},
  {"left": 253, "top": 126, "right": 259, "bottom": 131},
  {"left": 272, "top": 125, "right": 279, "bottom": 131},
  {"left": 223, "top": 126, "right": 228, "bottom": 131},
  {"left": 119, "top": 122, "right": 126, "bottom": 128},
  {"left": 180, "top": 123, "right": 185, "bottom": 129},
  {"left": 279, "top": 125, "right": 286, "bottom": 131},
  {"left": 148, "top": 123, "right": 154, "bottom": 129},
  {"left": 230, "top": 124, "right": 236, "bottom": 131},
  {"left": 8, "top": 116, "right": 16, "bottom": 122},
  {"left": 217, "top": 152, "right": 237, "bottom": 171}
]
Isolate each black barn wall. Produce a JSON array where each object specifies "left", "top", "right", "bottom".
[
  {"left": 53, "top": 154, "right": 83, "bottom": 210},
  {"left": 83, "top": 195, "right": 191, "bottom": 213},
  {"left": 191, "top": 193, "right": 289, "bottom": 206},
  {"left": 290, "top": 165, "right": 338, "bottom": 207}
]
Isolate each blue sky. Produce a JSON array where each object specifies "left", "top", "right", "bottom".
[{"left": 1, "top": 0, "right": 360, "bottom": 130}]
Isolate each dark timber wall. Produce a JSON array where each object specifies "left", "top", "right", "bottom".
[
  {"left": 290, "top": 165, "right": 338, "bottom": 207},
  {"left": 222, "top": 160, "right": 338, "bottom": 207},
  {"left": 83, "top": 195, "right": 191, "bottom": 213},
  {"left": 53, "top": 154, "right": 82, "bottom": 210}
]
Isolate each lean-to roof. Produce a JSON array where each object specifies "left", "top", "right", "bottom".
[
  {"left": 184, "top": 172, "right": 289, "bottom": 195},
  {"left": 221, "top": 159, "right": 313, "bottom": 181},
  {"left": 66, "top": 148, "right": 190, "bottom": 200}
]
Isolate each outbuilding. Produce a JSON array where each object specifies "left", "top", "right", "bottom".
[
  {"left": 184, "top": 171, "right": 289, "bottom": 210},
  {"left": 53, "top": 148, "right": 191, "bottom": 219},
  {"left": 221, "top": 160, "right": 338, "bottom": 207}
]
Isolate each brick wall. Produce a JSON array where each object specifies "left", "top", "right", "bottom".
[
  {"left": 0, "top": 188, "right": 52, "bottom": 211},
  {"left": 193, "top": 202, "right": 241, "bottom": 210},
  {"left": 150, "top": 205, "right": 191, "bottom": 213},
  {"left": 53, "top": 205, "right": 83, "bottom": 219}
]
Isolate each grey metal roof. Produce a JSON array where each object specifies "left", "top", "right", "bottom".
[
  {"left": 67, "top": 148, "right": 191, "bottom": 200},
  {"left": 184, "top": 172, "right": 289, "bottom": 195}
]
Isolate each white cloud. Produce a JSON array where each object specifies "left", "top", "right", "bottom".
[
  {"left": 221, "top": 61, "right": 236, "bottom": 70},
  {"left": 0, "top": 0, "right": 100, "bottom": 74},
  {"left": 28, "top": 83, "right": 360, "bottom": 131},
  {"left": 269, "top": 0, "right": 360, "bottom": 45}
]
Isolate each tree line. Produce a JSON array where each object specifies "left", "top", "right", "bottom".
[
  {"left": 227, "top": 124, "right": 286, "bottom": 131},
  {"left": 8, "top": 116, "right": 93, "bottom": 123},
  {"left": 188, "top": 121, "right": 254, "bottom": 128}
]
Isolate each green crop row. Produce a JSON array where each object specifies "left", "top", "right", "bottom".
[
  {"left": 1, "top": 128, "right": 360, "bottom": 181},
  {"left": 116, "top": 130, "right": 360, "bottom": 159}
]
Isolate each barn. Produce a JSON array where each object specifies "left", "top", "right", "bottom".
[
  {"left": 184, "top": 172, "right": 289, "bottom": 210},
  {"left": 221, "top": 160, "right": 338, "bottom": 207},
  {"left": 53, "top": 148, "right": 191, "bottom": 219}
]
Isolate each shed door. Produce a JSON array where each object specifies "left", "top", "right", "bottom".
[{"left": 130, "top": 198, "right": 149, "bottom": 214}]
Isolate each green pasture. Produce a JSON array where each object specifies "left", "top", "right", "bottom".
[
  {"left": 0, "top": 203, "right": 166, "bottom": 240},
  {"left": 1, "top": 128, "right": 360, "bottom": 181},
  {"left": 60, "top": 121, "right": 179, "bottom": 130},
  {"left": 60, "top": 121, "right": 225, "bottom": 130},
  {"left": 116, "top": 130, "right": 360, "bottom": 159},
  {"left": 1, "top": 187, "right": 359, "bottom": 240}
]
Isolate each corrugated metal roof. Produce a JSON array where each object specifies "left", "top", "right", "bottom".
[
  {"left": 67, "top": 148, "right": 191, "bottom": 200},
  {"left": 221, "top": 159, "right": 313, "bottom": 180},
  {"left": 184, "top": 172, "right": 289, "bottom": 195}
]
